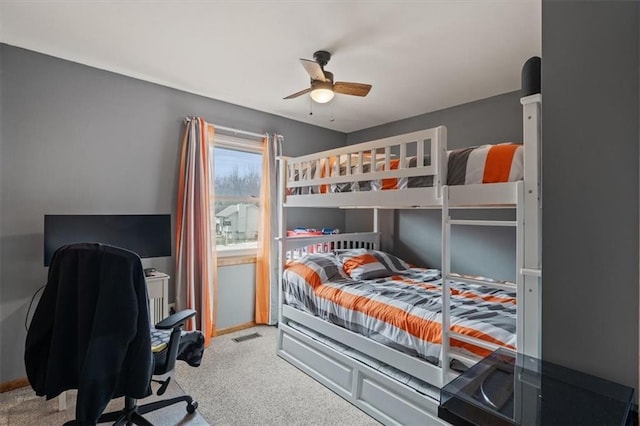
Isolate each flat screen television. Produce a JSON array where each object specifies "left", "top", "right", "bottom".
[{"left": 44, "top": 214, "right": 172, "bottom": 266}]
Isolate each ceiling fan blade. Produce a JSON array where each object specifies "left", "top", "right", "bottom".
[
  {"left": 334, "top": 82, "right": 372, "bottom": 97},
  {"left": 299, "top": 59, "right": 326, "bottom": 82},
  {"left": 283, "top": 87, "right": 311, "bottom": 100}
]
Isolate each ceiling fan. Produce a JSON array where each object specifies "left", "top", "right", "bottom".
[{"left": 284, "top": 50, "right": 372, "bottom": 104}]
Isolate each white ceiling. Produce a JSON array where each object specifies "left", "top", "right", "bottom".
[{"left": 0, "top": 1, "right": 541, "bottom": 133}]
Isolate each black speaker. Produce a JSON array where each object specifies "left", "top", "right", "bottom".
[{"left": 521, "top": 56, "right": 541, "bottom": 97}]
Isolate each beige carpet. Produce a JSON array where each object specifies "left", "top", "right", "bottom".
[{"left": 176, "top": 325, "right": 379, "bottom": 426}]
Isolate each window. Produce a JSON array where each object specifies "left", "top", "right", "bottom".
[{"left": 211, "top": 134, "right": 263, "bottom": 257}]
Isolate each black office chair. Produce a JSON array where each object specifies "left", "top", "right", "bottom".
[
  {"left": 94, "top": 309, "right": 201, "bottom": 425},
  {"left": 25, "top": 243, "right": 204, "bottom": 425}
]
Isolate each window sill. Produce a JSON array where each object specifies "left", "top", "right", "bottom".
[
  {"left": 217, "top": 255, "right": 257, "bottom": 267},
  {"left": 217, "top": 246, "right": 257, "bottom": 258}
]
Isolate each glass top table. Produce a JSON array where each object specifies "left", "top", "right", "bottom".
[{"left": 439, "top": 348, "right": 634, "bottom": 426}]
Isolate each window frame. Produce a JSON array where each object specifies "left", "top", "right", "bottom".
[{"left": 211, "top": 133, "right": 264, "bottom": 259}]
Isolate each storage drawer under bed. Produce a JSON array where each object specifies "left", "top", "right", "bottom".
[{"left": 278, "top": 324, "right": 447, "bottom": 425}]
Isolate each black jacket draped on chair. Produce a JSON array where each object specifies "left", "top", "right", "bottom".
[{"left": 25, "top": 243, "right": 153, "bottom": 424}]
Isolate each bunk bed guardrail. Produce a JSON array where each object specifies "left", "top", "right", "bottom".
[{"left": 279, "top": 126, "right": 447, "bottom": 208}]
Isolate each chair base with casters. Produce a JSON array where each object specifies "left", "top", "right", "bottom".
[
  {"left": 63, "top": 309, "right": 202, "bottom": 425},
  {"left": 96, "top": 393, "right": 198, "bottom": 426}
]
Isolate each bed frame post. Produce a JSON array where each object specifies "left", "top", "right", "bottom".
[
  {"left": 520, "top": 94, "right": 542, "bottom": 359},
  {"left": 436, "top": 126, "right": 448, "bottom": 199},
  {"left": 373, "top": 208, "right": 379, "bottom": 234},
  {"left": 441, "top": 185, "right": 451, "bottom": 386},
  {"left": 277, "top": 156, "right": 288, "bottom": 348}
]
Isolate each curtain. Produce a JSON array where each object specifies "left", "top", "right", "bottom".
[
  {"left": 255, "top": 134, "right": 282, "bottom": 324},
  {"left": 175, "top": 118, "right": 216, "bottom": 347}
]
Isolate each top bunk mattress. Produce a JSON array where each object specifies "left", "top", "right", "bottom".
[{"left": 288, "top": 143, "right": 523, "bottom": 195}]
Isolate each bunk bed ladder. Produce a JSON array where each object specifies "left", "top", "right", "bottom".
[{"left": 441, "top": 184, "right": 524, "bottom": 386}]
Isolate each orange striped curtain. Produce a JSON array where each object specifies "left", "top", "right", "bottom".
[
  {"left": 175, "top": 118, "right": 216, "bottom": 346},
  {"left": 255, "top": 134, "right": 281, "bottom": 324}
]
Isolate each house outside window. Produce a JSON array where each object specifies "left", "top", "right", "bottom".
[{"left": 211, "top": 134, "right": 263, "bottom": 258}]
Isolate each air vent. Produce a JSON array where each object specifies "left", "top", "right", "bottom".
[{"left": 232, "top": 332, "right": 262, "bottom": 343}]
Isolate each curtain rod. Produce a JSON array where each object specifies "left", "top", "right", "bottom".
[
  {"left": 213, "top": 124, "right": 266, "bottom": 140},
  {"left": 184, "top": 117, "right": 269, "bottom": 140}
]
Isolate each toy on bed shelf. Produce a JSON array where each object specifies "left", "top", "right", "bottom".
[
  {"left": 286, "top": 228, "right": 340, "bottom": 257},
  {"left": 321, "top": 228, "right": 340, "bottom": 235},
  {"left": 286, "top": 227, "right": 341, "bottom": 237},
  {"left": 286, "top": 228, "right": 321, "bottom": 237}
]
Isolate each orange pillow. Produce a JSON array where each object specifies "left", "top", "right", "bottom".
[{"left": 340, "top": 253, "right": 391, "bottom": 280}]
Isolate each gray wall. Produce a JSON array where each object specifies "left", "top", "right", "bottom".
[
  {"left": 0, "top": 40, "right": 3, "bottom": 381},
  {"left": 346, "top": 92, "right": 523, "bottom": 281},
  {"left": 541, "top": 1, "right": 639, "bottom": 389},
  {"left": 0, "top": 44, "right": 346, "bottom": 383},
  {"left": 217, "top": 264, "right": 255, "bottom": 330}
]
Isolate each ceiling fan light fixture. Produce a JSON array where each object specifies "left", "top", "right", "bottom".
[
  {"left": 310, "top": 81, "right": 335, "bottom": 103},
  {"left": 283, "top": 51, "right": 371, "bottom": 103}
]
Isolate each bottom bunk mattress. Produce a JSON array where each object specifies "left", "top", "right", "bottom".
[{"left": 282, "top": 251, "right": 516, "bottom": 367}]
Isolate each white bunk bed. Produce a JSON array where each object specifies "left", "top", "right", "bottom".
[{"left": 276, "top": 94, "right": 541, "bottom": 425}]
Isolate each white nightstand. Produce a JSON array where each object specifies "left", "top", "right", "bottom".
[{"left": 146, "top": 272, "right": 170, "bottom": 324}]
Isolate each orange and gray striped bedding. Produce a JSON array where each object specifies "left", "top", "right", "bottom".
[
  {"left": 282, "top": 253, "right": 516, "bottom": 366},
  {"left": 288, "top": 143, "right": 523, "bottom": 195},
  {"left": 447, "top": 143, "right": 523, "bottom": 185}
]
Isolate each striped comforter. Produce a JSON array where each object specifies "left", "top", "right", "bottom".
[
  {"left": 288, "top": 143, "right": 523, "bottom": 195},
  {"left": 447, "top": 143, "right": 522, "bottom": 186},
  {"left": 283, "top": 258, "right": 516, "bottom": 366}
]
